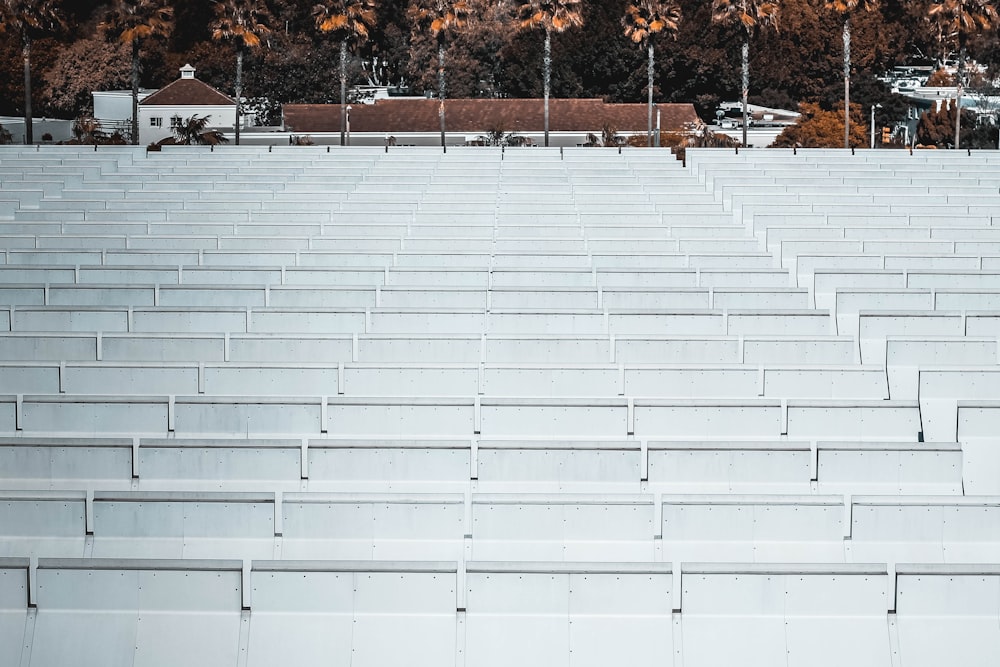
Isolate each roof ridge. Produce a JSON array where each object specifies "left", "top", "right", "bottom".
[{"left": 140, "top": 77, "right": 236, "bottom": 107}]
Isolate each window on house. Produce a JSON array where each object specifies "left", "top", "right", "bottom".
[
  {"left": 150, "top": 117, "right": 162, "bottom": 127},
  {"left": 170, "top": 115, "right": 182, "bottom": 129}
]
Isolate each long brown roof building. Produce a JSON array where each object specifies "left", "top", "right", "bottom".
[{"left": 283, "top": 98, "right": 700, "bottom": 137}]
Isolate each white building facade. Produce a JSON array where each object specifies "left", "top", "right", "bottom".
[{"left": 137, "top": 64, "right": 236, "bottom": 145}]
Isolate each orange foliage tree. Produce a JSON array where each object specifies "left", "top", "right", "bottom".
[{"left": 771, "top": 101, "right": 869, "bottom": 147}]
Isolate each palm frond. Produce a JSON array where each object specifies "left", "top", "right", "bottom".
[
  {"left": 101, "top": 0, "right": 173, "bottom": 45},
  {"left": 516, "top": 0, "right": 583, "bottom": 33},
  {"left": 313, "top": 0, "right": 377, "bottom": 43},
  {"left": 623, "top": 0, "right": 682, "bottom": 44},
  {"left": 211, "top": 0, "right": 271, "bottom": 48},
  {"left": 0, "top": 0, "right": 65, "bottom": 37}
]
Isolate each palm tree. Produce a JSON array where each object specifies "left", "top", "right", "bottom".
[
  {"left": 210, "top": 0, "right": 272, "bottom": 146},
  {"left": 711, "top": 0, "right": 780, "bottom": 147},
  {"left": 313, "top": 0, "right": 377, "bottom": 146},
  {"left": 515, "top": 0, "right": 584, "bottom": 147},
  {"left": 173, "top": 114, "right": 229, "bottom": 145},
  {"left": 409, "top": 0, "right": 474, "bottom": 148},
  {"left": 0, "top": 0, "right": 64, "bottom": 145},
  {"left": 825, "top": 0, "right": 878, "bottom": 148},
  {"left": 101, "top": 0, "right": 174, "bottom": 146},
  {"left": 623, "top": 0, "right": 682, "bottom": 146},
  {"left": 928, "top": 0, "right": 997, "bottom": 149}
]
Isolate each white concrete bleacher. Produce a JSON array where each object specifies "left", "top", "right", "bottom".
[{"left": 0, "top": 144, "right": 998, "bottom": 665}]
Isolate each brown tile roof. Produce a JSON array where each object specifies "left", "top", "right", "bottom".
[
  {"left": 283, "top": 98, "right": 701, "bottom": 134},
  {"left": 140, "top": 78, "right": 235, "bottom": 107}
]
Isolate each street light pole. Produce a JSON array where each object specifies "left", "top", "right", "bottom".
[
  {"left": 346, "top": 105, "right": 352, "bottom": 146},
  {"left": 870, "top": 103, "right": 882, "bottom": 149}
]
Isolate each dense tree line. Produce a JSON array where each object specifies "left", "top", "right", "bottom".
[{"left": 1, "top": 0, "right": 998, "bottom": 140}]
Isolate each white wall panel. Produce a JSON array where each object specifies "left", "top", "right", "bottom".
[
  {"left": 0, "top": 493, "right": 85, "bottom": 558},
  {"left": 281, "top": 495, "right": 464, "bottom": 560},
  {"left": 481, "top": 400, "right": 627, "bottom": 437},
  {"left": 489, "top": 311, "right": 606, "bottom": 335},
  {"left": 307, "top": 441, "right": 470, "bottom": 490},
  {"left": 466, "top": 570, "right": 570, "bottom": 667},
  {"left": 786, "top": 401, "right": 919, "bottom": 440},
  {"left": 475, "top": 442, "right": 639, "bottom": 492},
  {"left": 0, "top": 334, "right": 97, "bottom": 361},
  {"left": 471, "top": 497, "right": 653, "bottom": 561},
  {"left": 566, "top": 571, "right": 672, "bottom": 667},
  {"left": 0, "top": 364, "right": 60, "bottom": 394},
  {"left": 615, "top": 337, "right": 741, "bottom": 364},
  {"left": 345, "top": 365, "right": 479, "bottom": 396},
  {"left": 0, "top": 437, "right": 132, "bottom": 486},
  {"left": 137, "top": 438, "right": 296, "bottom": 483},
  {"left": 21, "top": 396, "right": 167, "bottom": 435},
  {"left": 625, "top": 367, "right": 759, "bottom": 398},
  {"left": 62, "top": 365, "right": 198, "bottom": 395},
  {"left": 247, "top": 569, "right": 355, "bottom": 667},
  {"left": 743, "top": 336, "right": 856, "bottom": 364},
  {"left": 0, "top": 561, "right": 27, "bottom": 667},
  {"left": 483, "top": 366, "right": 619, "bottom": 397},
  {"left": 250, "top": 310, "right": 365, "bottom": 334},
  {"left": 727, "top": 311, "right": 832, "bottom": 336},
  {"left": 350, "top": 569, "right": 457, "bottom": 667},
  {"left": 764, "top": 367, "right": 888, "bottom": 399},
  {"left": 229, "top": 334, "right": 353, "bottom": 363},
  {"left": 662, "top": 497, "right": 844, "bottom": 563},
  {"left": 328, "top": 399, "right": 474, "bottom": 437},
  {"left": 957, "top": 403, "right": 1000, "bottom": 494},
  {"left": 608, "top": 311, "right": 725, "bottom": 336},
  {"left": 204, "top": 365, "right": 340, "bottom": 395},
  {"left": 13, "top": 308, "right": 129, "bottom": 332},
  {"left": 359, "top": 335, "right": 480, "bottom": 363},
  {"left": 634, "top": 401, "right": 782, "bottom": 438},
  {"left": 896, "top": 567, "right": 1000, "bottom": 667},
  {"left": 647, "top": 442, "right": 811, "bottom": 493},
  {"left": 682, "top": 566, "right": 891, "bottom": 667},
  {"left": 487, "top": 336, "right": 608, "bottom": 363},
  {"left": 816, "top": 442, "right": 962, "bottom": 495},
  {"left": 91, "top": 493, "right": 275, "bottom": 559},
  {"left": 31, "top": 566, "right": 141, "bottom": 667},
  {"left": 103, "top": 334, "right": 224, "bottom": 362},
  {"left": 249, "top": 564, "right": 457, "bottom": 667},
  {"left": 131, "top": 309, "right": 247, "bottom": 333},
  {"left": 32, "top": 561, "right": 242, "bottom": 667},
  {"left": 174, "top": 397, "right": 321, "bottom": 435}
]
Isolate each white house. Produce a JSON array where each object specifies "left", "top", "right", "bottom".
[{"left": 137, "top": 64, "right": 236, "bottom": 145}]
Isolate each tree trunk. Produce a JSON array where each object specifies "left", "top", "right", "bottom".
[
  {"left": 543, "top": 26, "right": 551, "bottom": 148},
  {"left": 22, "top": 34, "right": 32, "bottom": 145},
  {"left": 741, "top": 35, "right": 749, "bottom": 148},
  {"left": 843, "top": 16, "right": 851, "bottom": 149},
  {"left": 131, "top": 39, "right": 140, "bottom": 146},
  {"left": 340, "top": 40, "right": 348, "bottom": 146},
  {"left": 954, "top": 40, "right": 965, "bottom": 149},
  {"left": 438, "top": 43, "right": 446, "bottom": 149},
  {"left": 235, "top": 46, "right": 243, "bottom": 146},
  {"left": 647, "top": 41, "right": 654, "bottom": 146}
]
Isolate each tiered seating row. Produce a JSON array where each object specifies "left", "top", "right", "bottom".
[
  {"left": 0, "top": 436, "right": 961, "bottom": 494},
  {"left": 5, "top": 488, "right": 995, "bottom": 563},
  {"left": 0, "top": 557, "right": 996, "bottom": 667}
]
